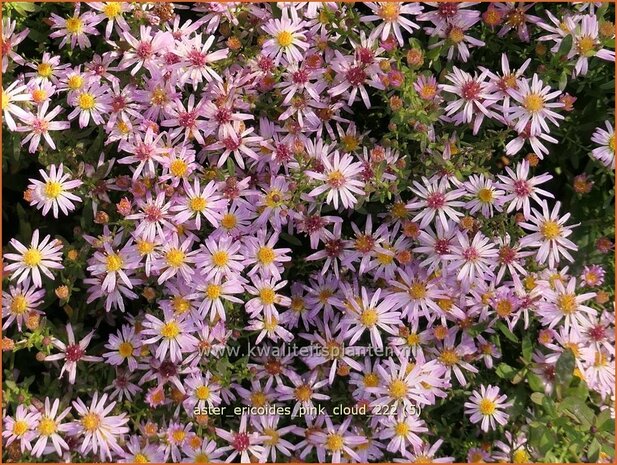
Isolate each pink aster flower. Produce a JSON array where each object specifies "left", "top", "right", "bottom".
[
  {"left": 243, "top": 230, "right": 292, "bottom": 281},
  {"left": 142, "top": 308, "right": 199, "bottom": 363},
  {"left": 175, "top": 33, "right": 229, "bottom": 88},
  {"left": 362, "top": 2, "right": 424, "bottom": 45},
  {"left": 464, "top": 384, "right": 512, "bottom": 432},
  {"left": 590, "top": 120, "right": 615, "bottom": 168},
  {"left": 65, "top": 392, "right": 129, "bottom": 461},
  {"left": 103, "top": 324, "right": 142, "bottom": 371},
  {"left": 171, "top": 178, "right": 228, "bottom": 229},
  {"left": 338, "top": 287, "right": 402, "bottom": 349},
  {"left": 519, "top": 200, "right": 578, "bottom": 268},
  {"left": 306, "top": 151, "right": 365, "bottom": 210},
  {"left": 2, "top": 278, "right": 45, "bottom": 331},
  {"left": 2, "top": 80, "right": 31, "bottom": 130},
  {"left": 15, "top": 101, "right": 70, "bottom": 153},
  {"left": 441, "top": 67, "right": 499, "bottom": 134},
  {"left": 27, "top": 163, "right": 82, "bottom": 218},
  {"left": 30, "top": 397, "right": 72, "bottom": 457},
  {"left": 4, "top": 229, "right": 64, "bottom": 288},
  {"left": 44, "top": 323, "right": 103, "bottom": 384},
  {"left": 215, "top": 414, "right": 266, "bottom": 463},
  {"left": 261, "top": 8, "right": 309, "bottom": 65},
  {"left": 49, "top": 7, "right": 102, "bottom": 50},
  {"left": 312, "top": 415, "right": 367, "bottom": 463},
  {"left": 444, "top": 231, "right": 498, "bottom": 287},
  {"left": 2, "top": 404, "right": 40, "bottom": 453},
  {"left": 497, "top": 160, "right": 554, "bottom": 219},
  {"left": 406, "top": 176, "right": 465, "bottom": 231}
]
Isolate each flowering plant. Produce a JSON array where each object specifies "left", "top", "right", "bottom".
[{"left": 2, "top": 1, "right": 615, "bottom": 463}]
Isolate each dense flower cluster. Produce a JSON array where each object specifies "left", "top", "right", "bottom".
[{"left": 2, "top": 2, "right": 615, "bottom": 463}]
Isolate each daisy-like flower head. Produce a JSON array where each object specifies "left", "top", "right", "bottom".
[
  {"left": 65, "top": 392, "right": 130, "bottom": 461},
  {"left": 49, "top": 7, "right": 102, "bottom": 50},
  {"left": 362, "top": 2, "right": 424, "bottom": 45},
  {"left": 497, "top": 160, "right": 554, "bottom": 218},
  {"left": 2, "top": 80, "right": 31, "bottom": 130},
  {"left": 44, "top": 323, "right": 103, "bottom": 384},
  {"left": 141, "top": 307, "right": 199, "bottom": 363},
  {"left": 28, "top": 163, "right": 83, "bottom": 218},
  {"left": 261, "top": 8, "right": 309, "bottom": 65},
  {"left": 590, "top": 120, "right": 615, "bottom": 169},
  {"left": 30, "top": 397, "right": 72, "bottom": 458},
  {"left": 306, "top": 150, "right": 366, "bottom": 210},
  {"left": 2, "top": 278, "right": 45, "bottom": 331},
  {"left": 464, "top": 384, "right": 513, "bottom": 432},
  {"left": 508, "top": 73, "right": 564, "bottom": 136},
  {"left": 2, "top": 404, "right": 40, "bottom": 453},
  {"left": 4, "top": 229, "right": 64, "bottom": 288},
  {"left": 519, "top": 200, "right": 578, "bottom": 269}
]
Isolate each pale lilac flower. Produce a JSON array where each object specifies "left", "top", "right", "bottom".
[
  {"left": 28, "top": 163, "right": 82, "bottom": 217},
  {"left": 44, "top": 323, "right": 102, "bottom": 384},
  {"left": 65, "top": 392, "right": 129, "bottom": 461},
  {"left": 464, "top": 384, "right": 512, "bottom": 432},
  {"left": 4, "top": 229, "right": 64, "bottom": 288},
  {"left": 307, "top": 151, "right": 365, "bottom": 210},
  {"left": 362, "top": 2, "right": 424, "bottom": 45},
  {"left": 590, "top": 120, "right": 615, "bottom": 168},
  {"left": 142, "top": 308, "right": 199, "bottom": 363}
]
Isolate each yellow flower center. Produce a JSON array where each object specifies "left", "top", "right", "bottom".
[
  {"left": 12, "top": 420, "right": 28, "bottom": 436},
  {"left": 265, "top": 189, "right": 284, "bottom": 208},
  {"left": 189, "top": 197, "right": 207, "bottom": 212},
  {"left": 524, "top": 275, "right": 537, "bottom": 290},
  {"left": 221, "top": 213, "right": 237, "bottom": 230},
  {"left": 408, "top": 282, "right": 427, "bottom": 299},
  {"left": 294, "top": 384, "right": 313, "bottom": 402},
  {"left": 44, "top": 181, "right": 64, "bottom": 199},
  {"left": 67, "top": 75, "right": 84, "bottom": 90},
  {"left": 394, "top": 421, "right": 409, "bottom": 437},
  {"left": 477, "top": 188, "right": 494, "bottom": 203},
  {"left": 264, "top": 428, "right": 280, "bottom": 446},
  {"left": 194, "top": 453, "right": 209, "bottom": 463},
  {"left": 609, "top": 134, "right": 616, "bottom": 152},
  {"left": 205, "top": 284, "right": 221, "bottom": 300},
  {"left": 390, "top": 201, "right": 408, "bottom": 219},
  {"left": 65, "top": 17, "right": 83, "bottom": 34},
  {"left": 406, "top": 333, "right": 420, "bottom": 346},
  {"left": 195, "top": 385, "right": 211, "bottom": 400},
  {"left": 577, "top": 35, "right": 595, "bottom": 54},
  {"left": 276, "top": 30, "right": 294, "bottom": 47},
  {"left": 172, "top": 430, "right": 186, "bottom": 443},
  {"left": 106, "top": 253, "right": 124, "bottom": 272},
  {"left": 38, "top": 417, "right": 57, "bottom": 436},
  {"left": 38, "top": 63, "right": 53, "bottom": 78},
  {"left": 377, "top": 251, "right": 394, "bottom": 265},
  {"left": 78, "top": 93, "right": 96, "bottom": 110},
  {"left": 10, "top": 295, "right": 28, "bottom": 315},
  {"left": 439, "top": 349, "right": 459, "bottom": 366},
  {"left": 166, "top": 248, "right": 185, "bottom": 268},
  {"left": 557, "top": 293, "right": 577, "bottom": 314},
  {"left": 260, "top": 287, "right": 276, "bottom": 305},
  {"left": 81, "top": 412, "right": 101, "bottom": 432},
  {"left": 478, "top": 398, "right": 496, "bottom": 415},
  {"left": 325, "top": 433, "right": 344, "bottom": 451},
  {"left": 1, "top": 90, "right": 8, "bottom": 110},
  {"left": 160, "top": 321, "right": 180, "bottom": 339},
  {"left": 32, "top": 89, "right": 48, "bottom": 103},
  {"left": 523, "top": 94, "right": 545, "bottom": 113},
  {"left": 172, "top": 296, "right": 190, "bottom": 314},
  {"left": 379, "top": 3, "right": 400, "bottom": 21},
  {"left": 134, "top": 453, "right": 150, "bottom": 463},
  {"left": 327, "top": 170, "right": 345, "bottom": 187},
  {"left": 118, "top": 341, "right": 134, "bottom": 357},
  {"left": 364, "top": 372, "right": 380, "bottom": 387},
  {"left": 419, "top": 84, "right": 437, "bottom": 100},
  {"left": 438, "top": 298, "right": 453, "bottom": 312},
  {"left": 388, "top": 379, "right": 407, "bottom": 399},
  {"left": 512, "top": 449, "right": 530, "bottom": 463},
  {"left": 540, "top": 220, "right": 561, "bottom": 240},
  {"left": 257, "top": 246, "right": 276, "bottom": 265},
  {"left": 251, "top": 391, "right": 267, "bottom": 407},
  {"left": 137, "top": 240, "right": 155, "bottom": 255},
  {"left": 103, "top": 2, "right": 122, "bottom": 17},
  {"left": 23, "top": 248, "right": 43, "bottom": 267},
  {"left": 413, "top": 454, "right": 432, "bottom": 463},
  {"left": 151, "top": 88, "right": 168, "bottom": 105},
  {"left": 117, "top": 120, "right": 131, "bottom": 134},
  {"left": 496, "top": 299, "right": 513, "bottom": 317},
  {"left": 211, "top": 250, "right": 229, "bottom": 267},
  {"left": 448, "top": 27, "right": 465, "bottom": 43},
  {"left": 341, "top": 134, "right": 359, "bottom": 152},
  {"left": 170, "top": 159, "right": 188, "bottom": 177},
  {"left": 360, "top": 308, "right": 378, "bottom": 327}
]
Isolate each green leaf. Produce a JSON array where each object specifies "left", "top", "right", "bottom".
[
  {"left": 522, "top": 335, "right": 533, "bottom": 362},
  {"left": 527, "top": 372, "right": 545, "bottom": 392},
  {"left": 496, "top": 362, "right": 516, "bottom": 380},
  {"left": 280, "top": 232, "right": 302, "bottom": 247},
  {"left": 555, "top": 349, "right": 575, "bottom": 387},
  {"left": 496, "top": 321, "right": 519, "bottom": 343},
  {"left": 588, "top": 438, "right": 601, "bottom": 462},
  {"left": 531, "top": 392, "right": 545, "bottom": 405},
  {"left": 557, "top": 34, "right": 573, "bottom": 56},
  {"left": 560, "top": 396, "right": 595, "bottom": 428}
]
